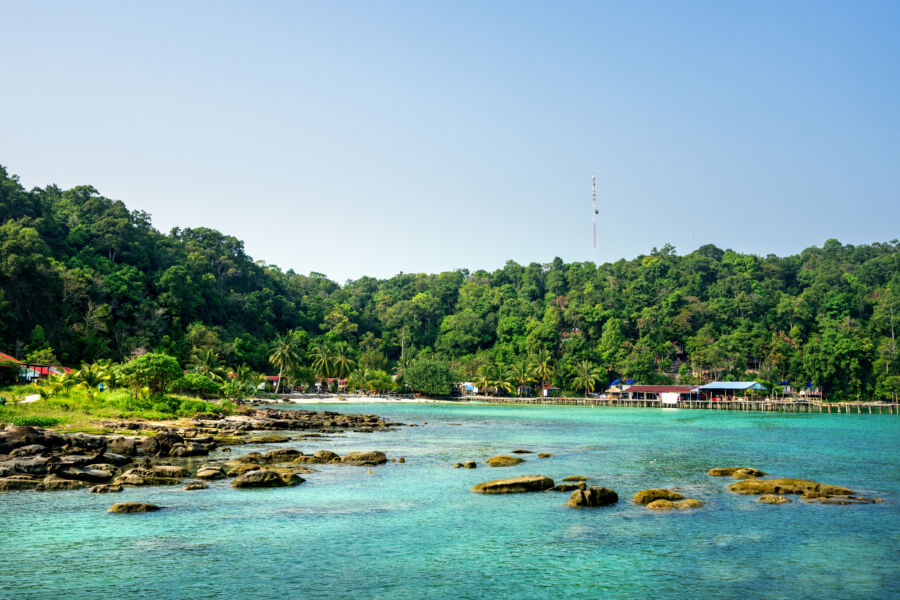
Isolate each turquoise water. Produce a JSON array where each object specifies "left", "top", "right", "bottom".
[{"left": 1, "top": 404, "right": 898, "bottom": 600}]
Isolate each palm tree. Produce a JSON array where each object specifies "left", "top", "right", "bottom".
[
  {"left": 287, "top": 364, "right": 316, "bottom": 393},
  {"left": 96, "top": 358, "right": 119, "bottom": 389},
  {"left": 474, "top": 367, "right": 492, "bottom": 397},
  {"left": 332, "top": 342, "right": 357, "bottom": 380},
  {"left": 269, "top": 329, "right": 304, "bottom": 393},
  {"left": 76, "top": 362, "right": 110, "bottom": 398},
  {"left": 530, "top": 351, "right": 554, "bottom": 391},
  {"left": 392, "top": 354, "right": 416, "bottom": 386},
  {"left": 189, "top": 349, "right": 224, "bottom": 381},
  {"left": 308, "top": 343, "right": 334, "bottom": 380},
  {"left": 507, "top": 358, "right": 535, "bottom": 396},
  {"left": 570, "top": 360, "right": 603, "bottom": 396}
]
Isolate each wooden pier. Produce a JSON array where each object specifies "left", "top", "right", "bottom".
[{"left": 456, "top": 395, "right": 900, "bottom": 414}]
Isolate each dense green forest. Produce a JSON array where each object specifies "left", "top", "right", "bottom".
[{"left": 1, "top": 165, "right": 898, "bottom": 400}]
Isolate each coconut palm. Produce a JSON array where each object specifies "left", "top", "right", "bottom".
[
  {"left": 308, "top": 343, "right": 335, "bottom": 380},
  {"left": 529, "top": 351, "right": 554, "bottom": 390},
  {"left": 570, "top": 360, "right": 603, "bottom": 396},
  {"left": 189, "top": 349, "right": 224, "bottom": 382},
  {"left": 332, "top": 342, "right": 357, "bottom": 380},
  {"left": 268, "top": 329, "right": 304, "bottom": 393},
  {"left": 507, "top": 358, "right": 535, "bottom": 396},
  {"left": 392, "top": 354, "right": 416, "bottom": 385},
  {"left": 474, "top": 366, "right": 493, "bottom": 397}
]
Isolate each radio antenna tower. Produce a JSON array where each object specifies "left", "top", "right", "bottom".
[{"left": 592, "top": 174, "right": 598, "bottom": 261}]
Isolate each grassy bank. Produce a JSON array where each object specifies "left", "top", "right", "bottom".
[{"left": 0, "top": 385, "right": 238, "bottom": 433}]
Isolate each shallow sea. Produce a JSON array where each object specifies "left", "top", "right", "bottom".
[{"left": 1, "top": 403, "right": 898, "bottom": 600}]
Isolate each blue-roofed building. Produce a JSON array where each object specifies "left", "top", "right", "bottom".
[{"left": 694, "top": 381, "right": 767, "bottom": 401}]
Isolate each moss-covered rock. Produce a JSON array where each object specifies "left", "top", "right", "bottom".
[
  {"left": 0, "top": 476, "right": 40, "bottom": 491},
  {"left": 463, "top": 461, "right": 477, "bottom": 469},
  {"left": 36, "top": 475, "right": 90, "bottom": 491},
  {"left": 247, "top": 434, "right": 291, "bottom": 444},
  {"left": 341, "top": 451, "right": 387, "bottom": 466},
  {"left": 537, "top": 453, "right": 553, "bottom": 458},
  {"left": 561, "top": 475, "right": 590, "bottom": 482},
  {"left": 633, "top": 489, "right": 685, "bottom": 505},
  {"left": 227, "top": 463, "right": 261, "bottom": 477},
  {"left": 727, "top": 478, "right": 853, "bottom": 496},
  {"left": 471, "top": 475, "right": 554, "bottom": 494},
  {"left": 646, "top": 498, "right": 704, "bottom": 510},
  {"left": 566, "top": 486, "right": 618, "bottom": 507},
  {"left": 758, "top": 495, "right": 791, "bottom": 504},
  {"left": 549, "top": 483, "right": 583, "bottom": 492},
  {"left": 183, "top": 481, "right": 208, "bottom": 491},
  {"left": 708, "top": 467, "right": 767, "bottom": 478},
  {"left": 486, "top": 455, "right": 525, "bottom": 467}
]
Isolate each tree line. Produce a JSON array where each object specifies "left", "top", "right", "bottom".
[{"left": 1, "top": 165, "right": 898, "bottom": 400}]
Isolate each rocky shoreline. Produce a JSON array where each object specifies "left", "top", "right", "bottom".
[{"left": 0, "top": 408, "right": 405, "bottom": 493}]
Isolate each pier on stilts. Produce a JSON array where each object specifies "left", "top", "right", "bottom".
[{"left": 455, "top": 395, "right": 900, "bottom": 414}]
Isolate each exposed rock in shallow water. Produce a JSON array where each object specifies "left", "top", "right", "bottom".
[
  {"left": 471, "top": 475, "right": 555, "bottom": 494},
  {"left": 562, "top": 475, "right": 590, "bottom": 482},
  {"left": 537, "top": 453, "right": 553, "bottom": 459},
  {"left": 230, "top": 468, "right": 304, "bottom": 488},
  {"left": 727, "top": 478, "right": 853, "bottom": 496},
  {"left": 708, "top": 467, "right": 767, "bottom": 478},
  {"left": 52, "top": 465, "right": 113, "bottom": 484},
  {"left": 227, "top": 463, "right": 261, "bottom": 477},
  {"left": 646, "top": 498, "right": 704, "bottom": 510},
  {"left": 36, "top": 475, "right": 90, "bottom": 491},
  {"left": 108, "top": 502, "right": 161, "bottom": 513},
  {"left": 566, "top": 486, "right": 618, "bottom": 507},
  {"left": 511, "top": 449, "right": 533, "bottom": 454},
  {"left": 313, "top": 450, "right": 340, "bottom": 462},
  {"left": 463, "top": 461, "right": 477, "bottom": 469},
  {"left": 758, "top": 495, "right": 791, "bottom": 504},
  {"left": 452, "top": 463, "right": 463, "bottom": 468},
  {"left": 90, "top": 484, "right": 123, "bottom": 493},
  {"left": 804, "top": 495, "right": 882, "bottom": 505},
  {"left": 116, "top": 465, "right": 189, "bottom": 486},
  {"left": 247, "top": 434, "right": 291, "bottom": 444},
  {"left": 632, "top": 489, "right": 685, "bottom": 505},
  {"left": 264, "top": 448, "right": 303, "bottom": 462},
  {"left": 0, "top": 476, "right": 40, "bottom": 491},
  {"left": 196, "top": 466, "right": 226, "bottom": 480},
  {"left": 549, "top": 483, "right": 584, "bottom": 492},
  {"left": 183, "top": 481, "right": 208, "bottom": 491},
  {"left": 341, "top": 451, "right": 387, "bottom": 466},
  {"left": 486, "top": 455, "right": 525, "bottom": 468}
]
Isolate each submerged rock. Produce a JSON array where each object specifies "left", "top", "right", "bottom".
[
  {"left": 108, "top": 502, "right": 161, "bottom": 513},
  {"left": 632, "top": 489, "right": 685, "bottom": 505},
  {"left": 486, "top": 455, "right": 525, "bottom": 468},
  {"left": 537, "top": 453, "right": 553, "bottom": 459},
  {"left": 566, "top": 486, "right": 618, "bottom": 508},
  {"left": 471, "top": 475, "right": 555, "bottom": 494},
  {"left": 727, "top": 478, "right": 853, "bottom": 496}
]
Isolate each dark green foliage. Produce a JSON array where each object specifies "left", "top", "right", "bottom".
[
  {"left": 168, "top": 373, "right": 222, "bottom": 398},
  {"left": 12, "top": 416, "right": 62, "bottom": 427},
  {"left": 0, "top": 165, "right": 898, "bottom": 400},
  {"left": 404, "top": 359, "right": 455, "bottom": 396},
  {"left": 117, "top": 353, "right": 182, "bottom": 396}
]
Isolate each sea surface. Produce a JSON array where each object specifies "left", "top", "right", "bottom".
[{"left": 1, "top": 403, "right": 898, "bottom": 600}]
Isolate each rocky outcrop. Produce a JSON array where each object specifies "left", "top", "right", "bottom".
[
  {"left": 471, "top": 475, "right": 555, "bottom": 494},
  {"left": 230, "top": 468, "right": 304, "bottom": 488},
  {"left": 566, "top": 486, "right": 618, "bottom": 507},
  {"left": 195, "top": 465, "right": 227, "bottom": 480},
  {"left": 263, "top": 448, "right": 303, "bottom": 462},
  {"left": 486, "top": 455, "right": 525, "bottom": 468},
  {"left": 0, "top": 476, "right": 40, "bottom": 491},
  {"left": 727, "top": 478, "right": 853, "bottom": 496},
  {"left": 36, "top": 475, "right": 90, "bottom": 491},
  {"left": 549, "top": 483, "right": 584, "bottom": 492},
  {"left": 108, "top": 502, "right": 161, "bottom": 513},
  {"left": 116, "top": 464, "right": 188, "bottom": 486},
  {"left": 632, "top": 489, "right": 685, "bottom": 505},
  {"left": 708, "top": 467, "right": 767, "bottom": 479}
]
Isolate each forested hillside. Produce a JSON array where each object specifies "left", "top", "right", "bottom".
[{"left": 1, "top": 165, "right": 898, "bottom": 399}]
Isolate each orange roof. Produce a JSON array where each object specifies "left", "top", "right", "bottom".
[{"left": 0, "top": 352, "right": 22, "bottom": 364}]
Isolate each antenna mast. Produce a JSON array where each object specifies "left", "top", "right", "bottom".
[{"left": 592, "top": 174, "right": 598, "bottom": 261}]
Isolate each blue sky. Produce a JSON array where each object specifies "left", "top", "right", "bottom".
[{"left": 2, "top": 1, "right": 898, "bottom": 282}]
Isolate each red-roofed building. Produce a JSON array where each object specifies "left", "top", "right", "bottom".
[
  {"left": 613, "top": 385, "right": 698, "bottom": 401},
  {"left": 0, "top": 352, "right": 22, "bottom": 364}
]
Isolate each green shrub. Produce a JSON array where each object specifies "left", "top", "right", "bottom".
[
  {"left": 168, "top": 373, "right": 222, "bottom": 398},
  {"left": 12, "top": 416, "right": 62, "bottom": 427}
]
